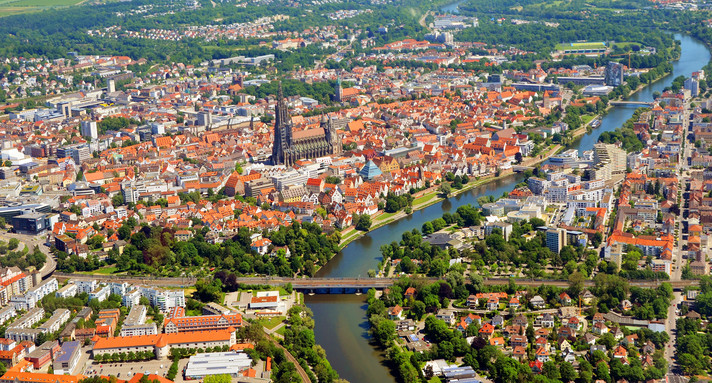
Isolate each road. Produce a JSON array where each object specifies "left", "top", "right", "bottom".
[
  {"left": 0, "top": 232, "right": 56, "bottom": 278},
  {"left": 664, "top": 291, "right": 682, "bottom": 374},
  {"left": 663, "top": 96, "right": 692, "bottom": 381},
  {"left": 671, "top": 97, "right": 692, "bottom": 283}
]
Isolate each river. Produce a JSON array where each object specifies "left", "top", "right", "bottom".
[{"left": 306, "top": 26, "right": 710, "bottom": 383}]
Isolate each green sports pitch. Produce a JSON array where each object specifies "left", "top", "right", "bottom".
[{"left": 555, "top": 42, "right": 608, "bottom": 51}]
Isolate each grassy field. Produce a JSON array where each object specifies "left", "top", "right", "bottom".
[
  {"left": 94, "top": 266, "right": 119, "bottom": 274},
  {"left": 612, "top": 42, "right": 641, "bottom": 50},
  {"left": 374, "top": 211, "right": 396, "bottom": 222},
  {"left": 555, "top": 42, "right": 607, "bottom": 51},
  {"left": 78, "top": 266, "right": 119, "bottom": 275},
  {"left": 0, "top": 0, "right": 83, "bottom": 17},
  {"left": 413, "top": 192, "right": 438, "bottom": 206},
  {"left": 260, "top": 316, "right": 286, "bottom": 330},
  {"left": 581, "top": 114, "right": 596, "bottom": 125}
]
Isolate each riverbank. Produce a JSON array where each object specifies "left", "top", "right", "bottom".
[
  {"left": 336, "top": 142, "right": 565, "bottom": 251},
  {"left": 309, "top": 32, "right": 711, "bottom": 383},
  {"left": 335, "top": 76, "right": 665, "bottom": 252}
]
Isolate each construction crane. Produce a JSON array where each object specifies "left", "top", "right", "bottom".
[{"left": 610, "top": 52, "right": 632, "bottom": 68}]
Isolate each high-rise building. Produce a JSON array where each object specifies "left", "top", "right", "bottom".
[
  {"left": 593, "top": 142, "right": 627, "bottom": 180},
  {"left": 546, "top": 228, "right": 567, "bottom": 254},
  {"left": 80, "top": 121, "right": 98, "bottom": 140},
  {"left": 605, "top": 62, "right": 624, "bottom": 87},
  {"left": 685, "top": 77, "right": 699, "bottom": 97},
  {"left": 197, "top": 112, "right": 212, "bottom": 127}
]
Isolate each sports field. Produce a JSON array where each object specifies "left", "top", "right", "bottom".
[{"left": 555, "top": 42, "right": 607, "bottom": 51}]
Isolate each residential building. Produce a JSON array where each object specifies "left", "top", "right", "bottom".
[
  {"left": 52, "top": 341, "right": 82, "bottom": 375},
  {"left": 92, "top": 328, "right": 237, "bottom": 359},
  {"left": 546, "top": 228, "right": 567, "bottom": 254}
]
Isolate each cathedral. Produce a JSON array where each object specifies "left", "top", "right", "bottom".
[{"left": 271, "top": 84, "right": 341, "bottom": 166}]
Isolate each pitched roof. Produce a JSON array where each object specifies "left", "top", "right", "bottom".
[{"left": 93, "top": 329, "right": 233, "bottom": 350}]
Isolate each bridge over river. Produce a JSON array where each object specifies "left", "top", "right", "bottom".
[
  {"left": 53, "top": 272, "right": 698, "bottom": 293},
  {"left": 608, "top": 100, "right": 656, "bottom": 107}
]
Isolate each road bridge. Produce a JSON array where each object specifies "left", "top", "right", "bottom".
[
  {"left": 608, "top": 101, "right": 655, "bottom": 107},
  {"left": 52, "top": 273, "right": 699, "bottom": 293}
]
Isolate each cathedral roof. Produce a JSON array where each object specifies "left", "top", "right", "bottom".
[{"left": 293, "top": 127, "right": 327, "bottom": 140}]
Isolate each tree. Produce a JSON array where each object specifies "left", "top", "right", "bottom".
[
  {"left": 596, "top": 361, "right": 611, "bottom": 383},
  {"left": 8, "top": 238, "right": 19, "bottom": 251},
  {"left": 592, "top": 232, "right": 603, "bottom": 247},
  {"left": 194, "top": 279, "right": 222, "bottom": 302},
  {"left": 568, "top": 271, "right": 585, "bottom": 298},
  {"left": 369, "top": 315, "right": 395, "bottom": 347},
  {"left": 411, "top": 301, "right": 426, "bottom": 320},
  {"left": 76, "top": 170, "right": 84, "bottom": 181},
  {"left": 355, "top": 215, "right": 372, "bottom": 231},
  {"left": 542, "top": 361, "right": 561, "bottom": 380},
  {"left": 422, "top": 221, "right": 434, "bottom": 235},
  {"left": 112, "top": 194, "right": 125, "bottom": 207},
  {"left": 560, "top": 361, "right": 577, "bottom": 382},
  {"left": 439, "top": 183, "right": 451, "bottom": 197}
]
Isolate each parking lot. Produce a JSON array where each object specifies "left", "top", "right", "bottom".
[{"left": 82, "top": 359, "right": 173, "bottom": 379}]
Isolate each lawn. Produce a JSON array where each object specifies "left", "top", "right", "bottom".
[
  {"left": 375, "top": 211, "right": 396, "bottom": 222},
  {"left": 77, "top": 266, "right": 119, "bottom": 275},
  {"left": 581, "top": 114, "right": 595, "bottom": 125},
  {"left": 94, "top": 266, "right": 119, "bottom": 274},
  {"left": 555, "top": 42, "right": 606, "bottom": 51},
  {"left": 339, "top": 229, "right": 362, "bottom": 246},
  {"left": 612, "top": 42, "right": 641, "bottom": 50},
  {"left": 261, "top": 316, "right": 286, "bottom": 330},
  {"left": 413, "top": 192, "right": 438, "bottom": 206}
]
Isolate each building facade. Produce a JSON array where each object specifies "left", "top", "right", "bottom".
[{"left": 271, "top": 84, "right": 341, "bottom": 166}]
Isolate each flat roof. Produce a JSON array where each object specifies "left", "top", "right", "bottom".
[
  {"left": 124, "top": 305, "right": 146, "bottom": 325},
  {"left": 184, "top": 352, "right": 251, "bottom": 377},
  {"left": 54, "top": 342, "right": 80, "bottom": 363}
]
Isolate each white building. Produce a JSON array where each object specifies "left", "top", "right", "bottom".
[
  {"left": 184, "top": 352, "right": 252, "bottom": 379},
  {"left": 75, "top": 280, "right": 97, "bottom": 294},
  {"left": 39, "top": 309, "right": 71, "bottom": 333},
  {"left": 140, "top": 287, "right": 185, "bottom": 312},
  {"left": 11, "top": 278, "right": 58, "bottom": 310},
  {"left": 120, "top": 323, "right": 158, "bottom": 337},
  {"left": 89, "top": 285, "right": 110, "bottom": 302},
  {"left": 55, "top": 283, "right": 78, "bottom": 299},
  {"left": 122, "top": 289, "right": 141, "bottom": 307}
]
